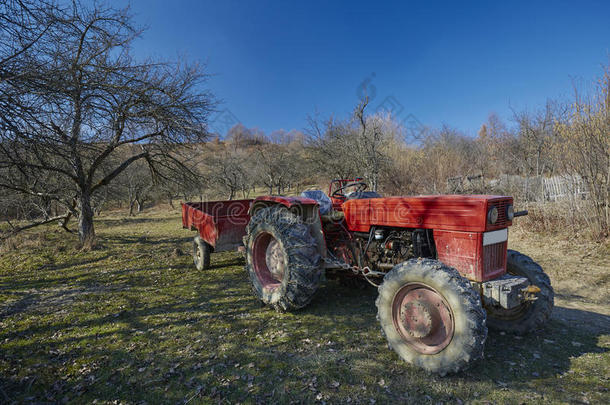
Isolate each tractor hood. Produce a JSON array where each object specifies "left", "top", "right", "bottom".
[{"left": 342, "top": 195, "right": 513, "bottom": 233}]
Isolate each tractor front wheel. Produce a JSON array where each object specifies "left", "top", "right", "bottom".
[
  {"left": 245, "top": 206, "right": 322, "bottom": 312},
  {"left": 376, "top": 259, "right": 487, "bottom": 375},
  {"left": 485, "top": 250, "right": 554, "bottom": 334},
  {"left": 193, "top": 236, "right": 211, "bottom": 270}
]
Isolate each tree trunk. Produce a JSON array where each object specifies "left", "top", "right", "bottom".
[
  {"left": 59, "top": 211, "right": 73, "bottom": 233},
  {"left": 129, "top": 199, "right": 136, "bottom": 216},
  {"left": 78, "top": 191, "right": 95, "bottom": 248}
]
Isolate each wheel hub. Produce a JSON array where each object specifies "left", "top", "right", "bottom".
[
  {"left": 265, "top": 239, "right": 285, "bottom": 282},
  {"left": 392, "top": 284, "right": 455, "bottom": 354},
  {"left": 252, "top": 232, "right": 286, "bottom": 290},
  {"left": 401, "top": 301, "right": 433, "bottom": 338}
]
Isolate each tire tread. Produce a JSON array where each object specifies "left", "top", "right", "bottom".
[{"left": 245, "top": 206, "right": 321, "bottom": 311}]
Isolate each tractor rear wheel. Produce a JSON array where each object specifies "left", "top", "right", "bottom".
[
  {"left": 245, "top": 206, "right": 322, "bottom": 312},
  {"left": 376, "top": 259, "right": 487, "bottom": 375},
  {"left": 485, "top": 250, "right": 554, "bottom": 334},
  {"left": 193, "top": 236, "right": 211, "bottom": 270}
]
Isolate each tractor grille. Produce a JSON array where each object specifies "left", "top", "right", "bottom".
[
  {"left": 489, "top": 199, "right": 511, "bottom": 228},
  {"left": 483, "top": 241, "right": 507, "bottom": 275}
]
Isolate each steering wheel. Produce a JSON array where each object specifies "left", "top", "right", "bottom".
[{"left": 332, "top": 181, "right": 368, "bottom": 199}]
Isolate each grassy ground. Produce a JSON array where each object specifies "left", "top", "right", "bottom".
[{"left": 1, "top": 208, "right": 609, "bottom": 404}]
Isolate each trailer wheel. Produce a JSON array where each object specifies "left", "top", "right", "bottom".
[
  {"left": 486, "top": 250, "right": 554, "bottom": 334},
  {"left": 193, "top": 236, "right": 211, "bottom": 270},
  {"left": 246, "top": 206, "right": 321, "bottom": 312},
  {"left": 376, "top": 259, "right": 487, "bottom": 375}
]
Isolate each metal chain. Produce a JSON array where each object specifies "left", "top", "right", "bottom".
[{"left": 322, "top": 255, "right": 386, "bottom": 287}]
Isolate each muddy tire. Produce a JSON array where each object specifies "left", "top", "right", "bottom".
[
  {"left": 193, "top": 236, "right": 211, "bottom": 270},
  {"left": 376, "top": 259, "right": 487, "bottom": 375},
  {"left": 486, "top": 250, "right": 554, "bottom": 334},
  {"left": 245, "top": 206, "right": 322, "bottom": 312}
]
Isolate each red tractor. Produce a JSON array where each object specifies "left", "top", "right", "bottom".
[{"left": 182, "top": 179, "right": 554, "bottom": 374}]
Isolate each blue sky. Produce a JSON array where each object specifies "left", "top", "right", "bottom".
[{"left": 125, "top": 0, "right": 610, "bottom": 137}]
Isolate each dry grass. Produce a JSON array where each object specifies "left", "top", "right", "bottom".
[
  {"left": 511, "top": 212, "right": 610, "bottom": 309},
  {"left": 0, "top": 207, "right": 608, "bottom": 404},
  {"left": 515, "top": 199, "right": 609, "bottom": 241}
]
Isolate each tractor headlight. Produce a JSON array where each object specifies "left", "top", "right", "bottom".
[
  {"left": 506, "top": 204, "right": 514, "bottom": 221},
  {"left": 487, "top": 206, "right": 498, "bottom": 224}
]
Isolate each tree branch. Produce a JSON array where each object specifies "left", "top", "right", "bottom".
[
  {"left": 91, "top": 151, "right": 148, "bottom": 192},
  {"left": 0, "top": 213, "right": 72, "bottom": 241}
]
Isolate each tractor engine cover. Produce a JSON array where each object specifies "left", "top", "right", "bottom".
[{"left": 481, "top": 274, "right": 530, "bottom": 309}]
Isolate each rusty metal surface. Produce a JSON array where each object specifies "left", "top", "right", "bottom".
[
  {"left": 391, "top": 283, "right": 454, "bottom": 355},
  {"left": 481, "top": 274, "right": 530, "bottom": 309}
]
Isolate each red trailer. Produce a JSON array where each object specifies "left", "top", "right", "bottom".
[{"left": 181, "top": 199, "right": 251, "bottom": 269}]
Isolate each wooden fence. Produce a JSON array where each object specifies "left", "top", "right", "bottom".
[
  {"left": 543, "top": 175, "right": 588, "bottom": 201},
  {"left": 448, "top": 174, "right": 588, "bottom": 202}
]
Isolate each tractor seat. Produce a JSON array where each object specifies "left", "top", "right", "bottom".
[{"left": 300, "top": 190, "right": 332, "bottom": 215}]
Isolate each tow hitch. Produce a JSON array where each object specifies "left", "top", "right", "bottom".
[{"left": 481, "top": 275, "right": 539, "bottom": 309}]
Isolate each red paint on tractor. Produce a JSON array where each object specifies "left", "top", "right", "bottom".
[
  {"left": 182, "top": 199, "right": 251, "bottom": 251},
  {"left": 485, "top": 198, "right": 513, "bottom": 231},
  {"left": 340, "top": 195, "right": 512, "bottom": 281},
  {"left": 182, "top": 182, "right": 513, "bottom": 282},
  {"left": 342, "top": 195, "right": 511, "bottom": 233},
  {"left": 434, "top": 229, "right": 507, "bottom": 281}
]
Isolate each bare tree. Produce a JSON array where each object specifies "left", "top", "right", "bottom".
[
  {"left": 307, "top": 99, "right": 395, "bottom": 189},
  {"left": 0, "top": 1, "right": 214, "bottom": 247},
  {"left": 114, "top": 158, "right": 153, "bottom": 215},
  {"left": 255, "top": 144, "right": 301, "bottom": 194},
  {"left": 207, "top": 149, "right": 251, "bottom": 200},
  {"left": 307, "top": 113, "right": 360, "bottom": 180},
  {"left": 556, "top": 67, "right": 610, "bottom": 237},
  {"left": 0, "top": 0, "right": 55, "bottom": 76},
  {"left": 419, "top": 125, "right": 480, "bottom": 193},
  {"left": 511, "top": 101, "right": 566, "bottom": 178},
  {"left": 226, "top": 123, "right": 267, "bottom": 148},
  {"left": 476, "top": 113, "right": 511, "bottom": 178},
  {"left": 353, "top": 100, "right": 395, "bottom": 191}
]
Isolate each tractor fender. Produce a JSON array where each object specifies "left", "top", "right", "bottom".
[
  {"left": 248, "top": 196, "right": 327, "bottom": 259},
  {"left": 249, "top": 196, "right": 318, "bottom": 216}
]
